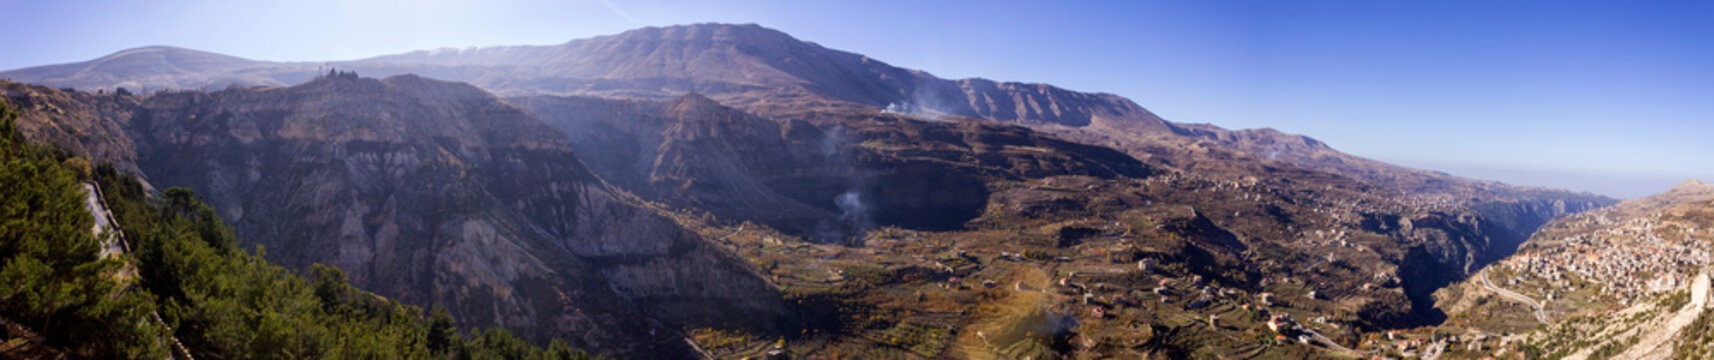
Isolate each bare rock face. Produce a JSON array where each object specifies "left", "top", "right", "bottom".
[
  {"left": 0, "top": 81, "right": 143, "bottom": 174},
  {"left": 116, "top": 75, "right": 785, "bottom": 358},
  {"left": 512, "top": 93, "right": 841, "bottom": 235},
  {"left": 951, "top": 78, "right": 1172, "bottom": 131},
  {"left": 516, "top": 91, "right": 1154, "bottom": 240}
]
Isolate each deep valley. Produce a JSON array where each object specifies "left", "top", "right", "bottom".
[{"left": 3, "top": 22, "right": 1706, "bottom": 360}]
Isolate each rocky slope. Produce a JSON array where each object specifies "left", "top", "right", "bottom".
[
  {"left": 0, "top": 25, "right": 1602, "bottom": 201},
  {"left": 2, "top": 77, "right": 788, "bottom": 358},
  {"left": 1, "top": 23, "right": 1627, "bottom": 358},
  {"left": 512, "top": 85, "right": 1569, "bottom": 333},
  {"left": 6, "top": 24, "right": 1608, "bottom": 228},
  {"left": 509, "top": 93, "right": 834, "bottom": 236},
  {"left": 512, "top": 91, "right": 1153, "bottom": 240},
  {"left": 0, "top": 81, "right": 142, "bottom": 174},
  {"left": 0, "top": 24, "right": 1617, "bottom": 198},
  {"left": 384, "top": 25, "right": 1591, "bottom": 204}
]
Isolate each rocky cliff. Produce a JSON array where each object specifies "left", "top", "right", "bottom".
[
  {"left": 0, "top": 81, "right": 142, "bottom": 174},
  {"left": 514, "top": 92, "right": 1153, "bottom": 240},
  {"left": 3, "top": 76, "right": 788, "bottom": 358}
]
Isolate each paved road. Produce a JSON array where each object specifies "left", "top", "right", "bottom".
[
  {"left": 82, "top": 183, "right": 125, "bottom": 259},
  {"left": 82, "top": 182, "right": 193, "bottom": 360},
  {"left": 1478, "top": 268, "right": 1549, "bottom": 324},
  {"left": 1306, "top": 328, "right": 1365, "bottom": 356}
]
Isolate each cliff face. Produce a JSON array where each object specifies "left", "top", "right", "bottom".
[
  {"left": 1382, "top": 201, "right": 1603, "bottom": 326},
  {"left": 0, "top": 81, "right": 142, "bottom": 174},
  {"left": 510, "top": 93, "right": 839, "bottom": 235},
  {"left": 7, "top": 76, "right": 786, "bottom": 358},
  {"left": 515, "top": 92, "right": 1153, "bottom": 240}
]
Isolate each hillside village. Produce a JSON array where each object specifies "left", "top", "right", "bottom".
[
  {"left": 1423, "top": 184, "right": 1714, "bottom": 359},
  {"left": 1502, "top": 216, "right": 1712, "bottom": 305}
]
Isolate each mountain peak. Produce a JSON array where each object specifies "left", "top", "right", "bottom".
[
  {"left": 670, "top": 91, "right": 720, "bottom": 108},
  {"left": 592, "top": 22, "right": 818, "bottom": 57},
  {"left": 99, "top": 45, "right": 238, "bottom": 59},
  {"left": 616, "top": 22, "right": 796, "bottom": 42},
  {"left": 0, "top": 44, "right": 268, "bottom": 91},
  {"left": 665, "top": 91, "right": 746, "bottom": 120},
  {"left": 1673, "top": 178, "right": 1711, "bottom": 191},
  {"left": 86, "top": 45, "right": 261, "bottom": 70}
]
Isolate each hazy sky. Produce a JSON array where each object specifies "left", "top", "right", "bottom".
[{"left": 5, "top": 0, "right": 1711, "bottom": 198}]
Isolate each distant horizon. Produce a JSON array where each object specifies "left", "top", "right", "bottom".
[
  {"left": 1388, "top": 158, "right": 1701, "bottom": 200},
  {"left": 5, "top": 1, "right": 1710, "bottom": 199}
]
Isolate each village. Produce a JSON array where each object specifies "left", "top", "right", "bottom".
[{"left": 1500, "top": 215, "right": 1712, "bottom": 305}]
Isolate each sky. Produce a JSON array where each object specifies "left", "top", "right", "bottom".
[{"left": 4, "top": 0, "right": 1711, "bottom": 198}]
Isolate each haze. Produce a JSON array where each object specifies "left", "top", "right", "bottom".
[{"left": 6, "top": 0, "right": 1709, "bottom": 198}]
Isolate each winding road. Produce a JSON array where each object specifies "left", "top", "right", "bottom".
[
  {"left": 82, "top": 183, "right": 126, "bottom": 259},
  {"left": 82, "top": 182, "right": 194, "bottom": 360},
  {"left": 1305, "top": 328, "right": 1364, "bottom": 356},
  {"left": 1477, "top": 268, "right": 1549, "bottom": 324}
]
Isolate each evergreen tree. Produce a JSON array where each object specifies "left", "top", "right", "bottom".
[{"left": 0, "top": 101, "right": 169, "bottom": 358}]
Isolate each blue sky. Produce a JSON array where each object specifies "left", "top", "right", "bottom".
[{"left": 5, "top": 0, "right": 1711, "bottom": 198}]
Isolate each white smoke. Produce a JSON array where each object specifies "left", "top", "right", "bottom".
[
  {"left": 882, "top": 100, "right": 950, "bottom": 121},
  {"left": 835, "top": 190, "right": 874, "bottom": 232},
  {"left": 820, "top": 126, "right": 844, "bottom": 157},
  {"left": 881, "top": 83, "right": 957, "bottom": 121},
  {"left": 814, "top": 126, "right": 875, "bottom": 242}
]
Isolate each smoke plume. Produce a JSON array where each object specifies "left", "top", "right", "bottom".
[{"left": 814, "top": 126, "right": 875, "bottom": 242}]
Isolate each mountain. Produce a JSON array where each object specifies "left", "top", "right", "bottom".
[
  {"left": 348, "top": 24, "right": 1181, "bottom": 137},
  {"left": 511, "top": 91, "right": 1153, "bottom": 239},
  {"left": 338, "top": 24, "right": 1609, "bottom": 259},
  {"left": 0, "top": 46, "right": 310, "bottom": 92},
  {"left": 4, "top": 24, "right": 1597, "bottom": 204},
  {"left": 1, "top": 23, "right": 1628, "bottom": 358},
  {"left": 1, "top": 77, "right": 788, "bottom": 358},
  {"left": 0, "top": 98, "right": 602, "bottom": 358},
  {"left": 4, "top": 25, "right": 1179, "bottom": 133}
]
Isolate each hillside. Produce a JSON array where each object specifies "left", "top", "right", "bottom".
[
  {"left": 0, "top": 46, "right": 312, "bottom": 92},
  {"left": 1, "top": 77, "right": 788, "bottom": 358},
  {"left": 1420, "top": 180, "right": 1714, "bottom": 359},
  {"left": 511, "top": 92, "right": 1152, "bottom": 239},
  {"left": 0, "top": 101, "right": 596, "bottom": 358},
  {"left": 5, "top": 74, "right": 1587, "bottom": 358},
  {"left": 508, "top": 87, "right": 1605, "bottom": 357},
  {"left": 0, "top": 25, "right": 1611, "bottom": 204},
  {"left": 0, "top": 23, "right": 1629, "bottom": 358}
]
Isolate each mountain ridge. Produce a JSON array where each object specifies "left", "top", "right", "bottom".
[
  {"left": 1, "top": 75, "right": 789, "bottom": 358},
  {"left": 1, "top": 23, "right": 1636, "bottom": 358},
  {"left": 0, "top": 23, "right": 1605, "bottom": 204}
]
